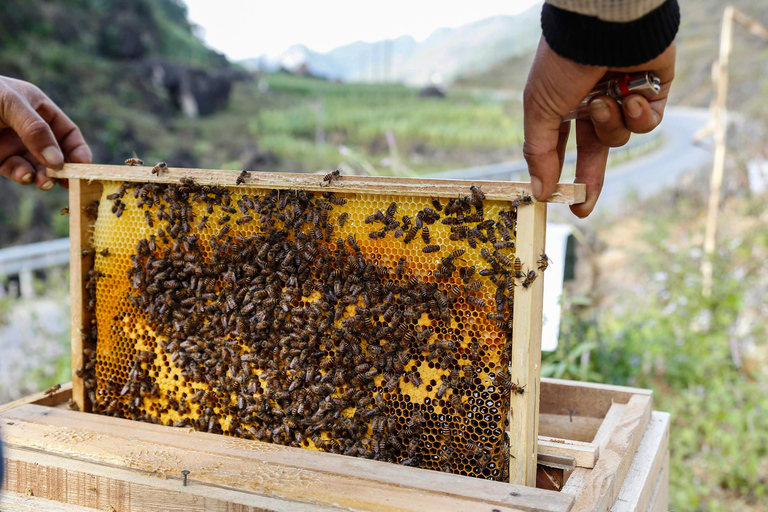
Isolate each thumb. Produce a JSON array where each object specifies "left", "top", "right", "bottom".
[
  {"left": 523, "top": 90, "right": 568, "bottom": 201},
  {"left": 0, "top": 88, "right": 63, "bottom": 169}
]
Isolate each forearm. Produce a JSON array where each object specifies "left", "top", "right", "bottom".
[{"left": 542, "top": 0, "right": 680, "bottom": 67}]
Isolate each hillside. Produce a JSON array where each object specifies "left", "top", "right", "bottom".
[
  {"left": 0, "top": 0, "right": 242, "bottom": 247},
  {"left": 455, "top": 0, "right": 768, "bottom": 117},
  {"left": 242, "top": 6, "right": 541, "bottom": 86}
]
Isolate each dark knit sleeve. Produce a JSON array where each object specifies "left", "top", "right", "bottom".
[{"left": 541, "top": 0, "right": 680, "bottom": 67}]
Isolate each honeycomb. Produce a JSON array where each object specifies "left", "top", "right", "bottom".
[{"left": 84, "top": 176, "right": 528, "bottom": 482}]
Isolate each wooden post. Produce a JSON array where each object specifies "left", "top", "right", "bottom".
[
  {"left": 509, "top": 201, "right": 547, "bottom": 486},
  {"left": 69, "top": 178, "right": 103, "bottom": 411}
]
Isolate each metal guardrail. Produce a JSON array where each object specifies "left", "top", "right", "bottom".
[{"left": 0, "top": 238, "right": 71, "bottom": 277}]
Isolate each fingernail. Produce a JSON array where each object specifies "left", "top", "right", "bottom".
[
  {"left": 589, "top": 99, "right": 611, "bottom": 122},
  {"left": 42, "top": 146, "right": 64, "bottom": 168},
  {"left": 21, "top": 173, "right": 33, "bottom": 184},
  {"left": 625, "top": 99, "right": 642, "bottom": 119},
  {"left": 531, "top": 176, "right": 543, "bottom": 199},
  {"left": 41, "top": 181, "right": 54, "bottom": 191}
]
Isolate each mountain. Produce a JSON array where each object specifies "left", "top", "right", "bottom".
[{"left": 241, "top": 5, "right": 541, "bottom": 85}]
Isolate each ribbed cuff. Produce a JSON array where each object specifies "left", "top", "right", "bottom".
[{"left": 541, "top": 0, "right": 680, "bottom": 67}]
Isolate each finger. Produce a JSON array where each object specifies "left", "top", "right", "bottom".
[
  {"left": 38, "top": 101, "right": 92, "bottom": 163},
  {"left": 569, "top": 119, "right": 609, "bottom": 218},
  {"left": 589, "top": 96, "right": 631, "bottom": 147},
  {"left": 0, "top": 88, "right": 64, "bottom": 169},
  {"left": 524, "top": 93, "right": 566, "bottom": 201},
  {"left": 622, "top": 94, "right": 664, "bottom": 134},
  {"left": 22, "top": 151, "right": 56, "bottom": 191},
  {"left": 0, "top": 155, "right": 36, "bottom": 185},
  {"left": 556, "top": 121, "right": 570, "bottom": 170}
]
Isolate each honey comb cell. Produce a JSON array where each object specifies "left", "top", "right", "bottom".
[{"left": 84, "top": 178, "right": 524, "bottom": 482}]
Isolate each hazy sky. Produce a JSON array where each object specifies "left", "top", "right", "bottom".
[{"left": 183, "top": 1, "right": 542, "bottom": 60}]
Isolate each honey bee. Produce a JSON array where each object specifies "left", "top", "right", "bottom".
[
  {"left": 431, "top": 197, "right": 443, "bottom": 211},
  {"left": 422, "top": 244, "right": 440, "bottom": 253},
  {"left": 125, "top": 157, "right": 144, "bottom": 166},
  {"left": 522, "top": 270, "right": 537, "bottom": 288},
  {"left": 44, "top": 384, "right": 62, "bottom": 397},
  {"left": 151, "top": 162, "right": 167, "bottom": 175},
  {"left": 236, "top": 216, "right": 253, "bottom": 225},
  {"left": 511, "top": 193, "right": 533, "bottom": 207},
  {"left": 60, "top": 207, "right": 69, "bottom": 215},
  {"left": 538, "top": 253, "right": 550, "bottom": 272},
  {"left": 236, "top": 169, "right": 249, "bottom": 185},
  {"left": 513, "top": 257, "right": 523, "bottom": 278},
  {"left": 99, "top": 248, "right": 110, "bottom": 257},
  {"left": 322, "top": 169, "right": 341, "bottom": 186},
  {"left": 421, "top": 226, "right": 430, "bottom": 244},
  {"left": 466, "top": 296, "right": 485, "bottom": 308},
  {"left": 470, "top": 185, "right": 485, "bottom": 201}
]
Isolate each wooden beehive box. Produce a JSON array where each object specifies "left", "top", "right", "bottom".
[{"left": 51, "top": 163, "right": 588, "bottom": 488}]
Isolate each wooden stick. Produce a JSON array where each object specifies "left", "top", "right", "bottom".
[
  {"left": 509, "top": 202, "right": 547, "bottom": 485},
  {"left": 537, "top": 437, "right": 598, "bottom": 469},
  {"left": 0, "top": 383, "right": 72, "bottom": 414},
  {"left": 47, "top": 164, "right": 586, "bottom": 205},
  {"left": 68, "top": 179, "right": 103, "bottom": 412}
]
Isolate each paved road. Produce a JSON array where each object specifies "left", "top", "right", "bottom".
[{"left": 428, "top": 106, "right": 713, "bottom": 216}]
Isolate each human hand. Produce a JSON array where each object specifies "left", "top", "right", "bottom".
[
  {"left": 0, "top": 76, "right": 92, "bottom": 190},
  {"left": 523, "top": 37, "right": 675, "bottom": 217}
]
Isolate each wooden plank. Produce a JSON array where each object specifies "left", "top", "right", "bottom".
[
  {"left": 540, "top": 378, "right": 652, "bottom": 418},
  {"left": 561, "top": 404, "right": 627, "bottom": 500},
  {"left": 0, "top": 382, "right": 72, "bottom": 413},
  {"left": 47, "top": 163, "right": 586, "bottom": 204},
  {"left": 567, "top": 395, "right": 653, "bottom": 512},
  {"left": 536, "top": 466, "right": 565, "bottom": 492},
  {"left": 0, "top": 490, "right": 98, "bottom": 512},
  {"left": 68, "top": 178, "right": 103, "bottom": 412},
  {"left": 539, "top": 413, "right": 603, "bottom": 442},
  {"left": 646, "top": 462, "right": 668, "bottom": 512},
  {"left": 538, "top": 436, "right": 598, "bottom": 469},
  {"left": 1, "top": 405, "right": 574, "bottom": 512},
  {"left": 611, "top": 411, "right": 670, "bottom": 512},
  {"left": 2, "top": 446, "right": 333, "bottom": 512},
  {"left": 509, "top": 201, "right": 547, "bottom": 486}
]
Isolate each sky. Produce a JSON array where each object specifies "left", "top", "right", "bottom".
[{"left": 183, "top": 0, "right": 542, "bottom": 60}]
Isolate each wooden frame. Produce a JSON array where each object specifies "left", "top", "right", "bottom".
[
  {"left": 50, "top": 163, "right": 586, "bottom": 487},
  {"left": 1, "top": 379, "right": 668, "bottom": 512}
]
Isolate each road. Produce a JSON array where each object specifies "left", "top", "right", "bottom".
[{"left": 428, "top": 106, "right": 713, "bottom": 216}]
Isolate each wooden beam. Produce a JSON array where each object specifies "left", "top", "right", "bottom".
[
  {"left": 645, "top": 463, "right": 669, "bottom": 512},
  {"left": 538, "top": 437, "right": 598, "bottom": 469},
  {"left": 0, "top": 383, "right": 72, "bottom": 414},
  {"left": 68, "top": 179, "right": 103, "bottom": 412},
  {"left": 47, "top": 163, "right": 586, "bottom": 205},
  {"left": 611, "top": 411, "right": 670, "bottom": 512},
  {"left": 538, "top": 413, "right": 603, "bottom": 442},
  {"left": 1, "top": 405, "right": 574, "bottom": 512},
  {"left": 0, "top": 490, "right": 99, "bottom": 512},
  {"left": 566, "top": 395, "right": 653, "bottom": 512},
  {"left": 509, "top": 202, "right": 547, "bottom": 486},
  {"left": 540, "top": 378, "right": 652, "bottom": 418},
  {"left": 2, "top": 447, "right": 330, "bottom": 512}
]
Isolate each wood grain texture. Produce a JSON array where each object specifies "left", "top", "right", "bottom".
[
  {"left": 509, "top": 202, "right": 547, "bottom": 486},
  {"left": 540, "top": 378, "right": 652, "bottom": 418},
  {"left": 561, "top": 404, "right": 627, "bottom": 500},
  {"left": 2, "top": 447, "right": 330, "bottom": 512},
  {"left": 68, "top": 179, "right": 103, "bottom": 412},
  {"left": 47, "top": 163, "right": 586, "bottom": 204},
  {"left": 611, "top": 412, "right": 670, "bottom": 512},
  {"left": 538, "top": 437, "right": 598, "bottom": 469},
  {"left": 538, "top": 413, "right": 603, "bottom": 443},
  {"left": 0, "top": 382, "right": 72, "bottom": 413},
  {"left": 1, "top": 405, "right": 574, "bottom": 512},
  {"left": 567, "top": 395, "right": 653, "bottom": 512},
  {"left": 646, "top": 463, "right": 668, "bottom": 512},
  {"left": 0, "top": 490, "right": 99, "bottom": 512}
]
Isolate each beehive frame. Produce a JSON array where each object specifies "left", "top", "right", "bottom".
[{"left": 50, "top": 163, "right": 585, "bottom": 487}]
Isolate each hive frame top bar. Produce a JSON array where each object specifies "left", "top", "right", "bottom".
[{"left": 48, "top": 164, "right": 586, "bottom": 204}]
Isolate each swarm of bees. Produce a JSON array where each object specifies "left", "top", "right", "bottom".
[{"left": 80, "top": 175, "right": 547, "bottom": 483}]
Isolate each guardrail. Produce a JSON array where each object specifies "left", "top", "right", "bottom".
[{"left": 0, "top": 238, "right": 70, "bottom": 298}]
